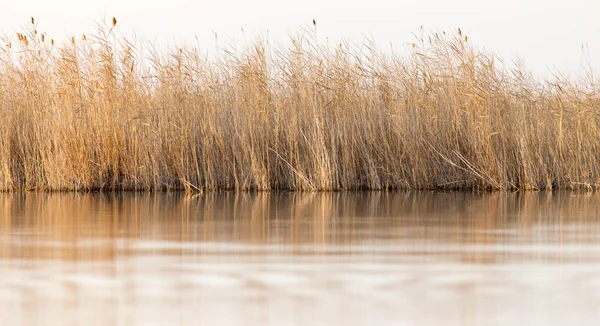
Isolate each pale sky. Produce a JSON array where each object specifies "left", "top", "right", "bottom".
[{"left": 1, "top": 0, "right": 598, "bottom": 77}]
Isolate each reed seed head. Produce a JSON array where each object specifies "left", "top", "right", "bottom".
[
  {"left": 0, "top": 23, "right": 595, "bottom": 192},
  {"left": 112, "top": 17, "right": 117, "bottom": 27}
]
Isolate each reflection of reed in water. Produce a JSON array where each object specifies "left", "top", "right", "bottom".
[{"left": 0, "top": 192, "right": 600, "bottom": 263}]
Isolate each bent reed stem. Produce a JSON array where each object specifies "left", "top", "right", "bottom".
[{"left": 0, "top": 20, "right": 599, "bottom": 192}]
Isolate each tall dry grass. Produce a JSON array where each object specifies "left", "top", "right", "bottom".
[{"left": 0, "top": 19, "right": 599, "bottom": 192}]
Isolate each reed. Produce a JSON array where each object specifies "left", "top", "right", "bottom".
[{"left": 0, "top": 19, "right": 598, "bottom": 192}]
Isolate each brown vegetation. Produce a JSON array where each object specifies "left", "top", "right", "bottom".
[{"left": 0, "top": 19, "right": 598, "bottom": 192}]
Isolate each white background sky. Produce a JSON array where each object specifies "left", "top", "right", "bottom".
[{"left": 1, "top": 0, "right": 597, "bottom": 77}]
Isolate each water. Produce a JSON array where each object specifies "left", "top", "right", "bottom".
[{"left": 1, "top": 192, "right": 599, "bottom": 325}]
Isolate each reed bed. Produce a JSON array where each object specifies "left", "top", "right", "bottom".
[{"left": 0, "top": 18, "right": 598, "bottom": 192}]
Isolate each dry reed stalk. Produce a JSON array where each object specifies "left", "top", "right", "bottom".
[{"left": 0, "top": 20, "right": 598, "bottom": 192}]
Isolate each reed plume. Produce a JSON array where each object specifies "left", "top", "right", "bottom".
[{"left": 0, "top": 20, "right": 598, "bottom": 192}]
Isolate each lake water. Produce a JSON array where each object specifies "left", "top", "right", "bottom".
[{"left": 0, "top": 192, "right": 599, "bottom": 325}]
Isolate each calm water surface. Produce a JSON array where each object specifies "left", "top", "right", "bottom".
[{"left": 1, "top": 192, "right": 599, "bottom": 325}]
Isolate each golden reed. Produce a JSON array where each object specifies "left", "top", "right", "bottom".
[{"left": 0, "top": 18, "right": 598, "bottom": 192}]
